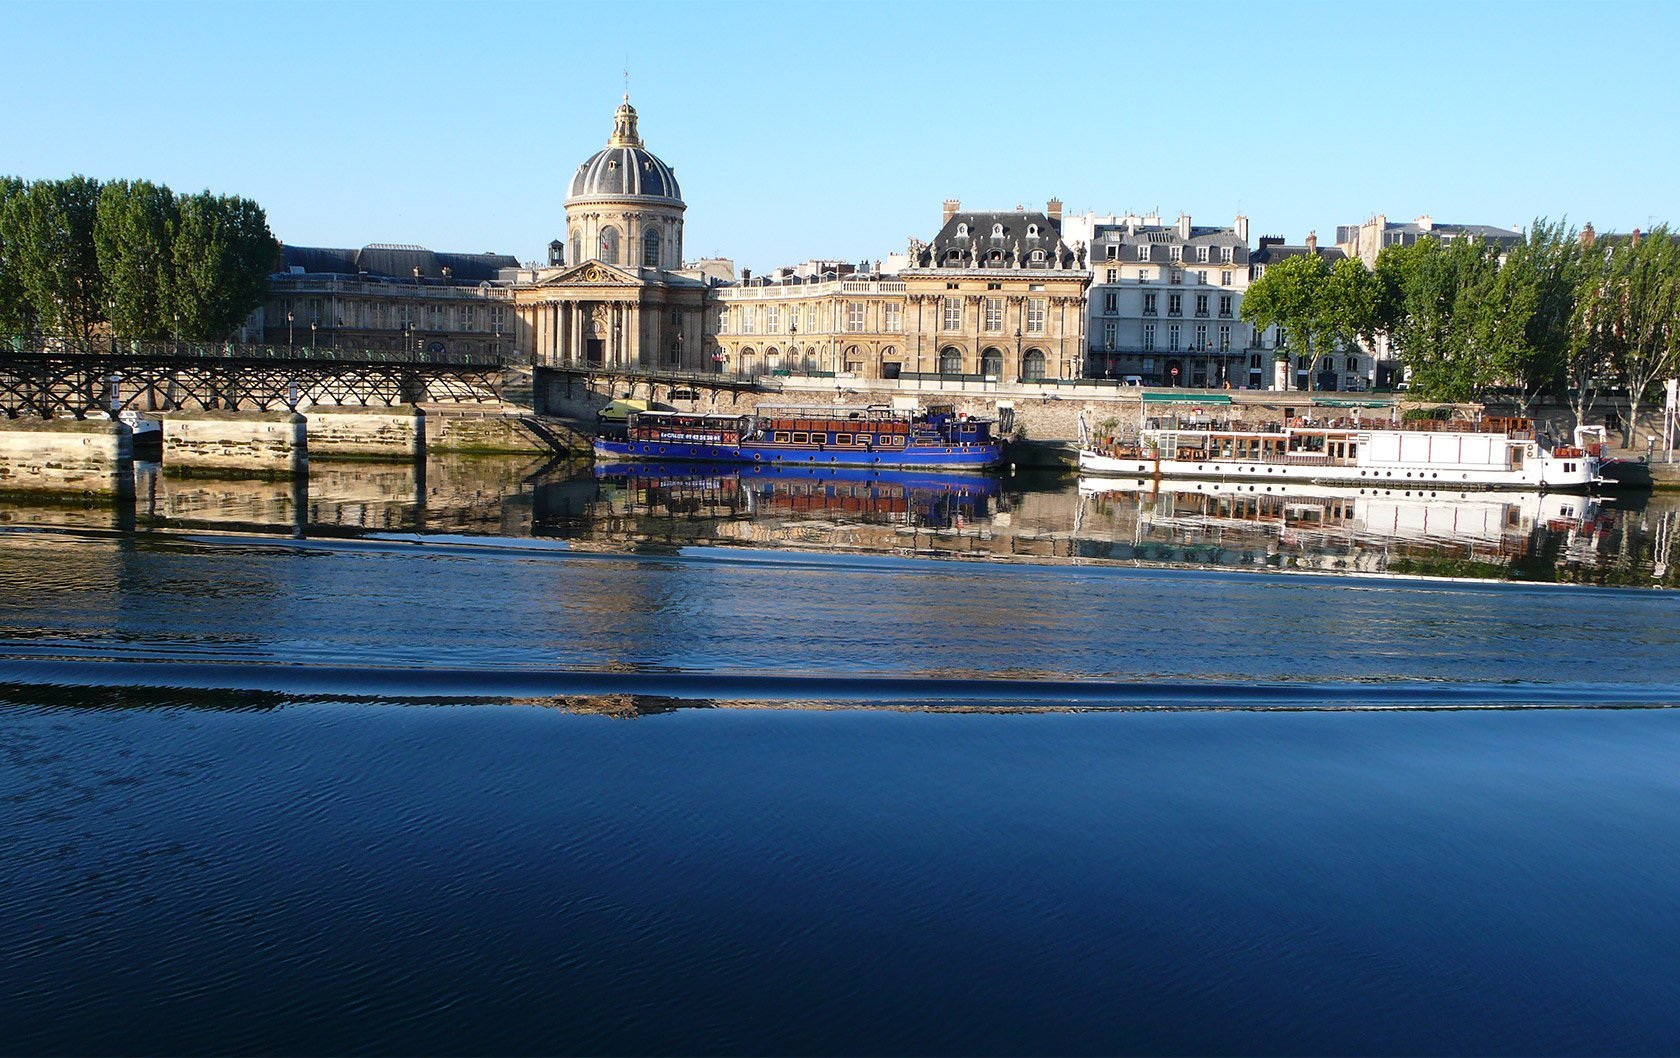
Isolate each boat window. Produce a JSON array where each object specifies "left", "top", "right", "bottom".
[
  {"left": 857, "top": 435, "right": 872, "bottom": 446},
  {"left": 836, "top": 433, "right": 852, "bottom": 444},
  {"left": 775, "top": 432, "right": 790, "bottom": 442},
  {"left": 791, "top": 432, "right": 808, "bottom": 444}
]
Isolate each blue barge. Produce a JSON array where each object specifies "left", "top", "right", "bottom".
[{"left": 593, "top": 403, "right": 1004, "bottom": 470}]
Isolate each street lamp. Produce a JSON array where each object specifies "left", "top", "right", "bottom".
[
  {"left": 674, "top": 329, "right": 684, "bottom": 369},
  {"left": 172, "top": 311, "right": 180, "bottom": 355},
  {"left": 287, "top": 309, "right": 295, "bottom": 353},
  {"left": 106, "top": 297, "right": 116, "bottom": 355},
  {"left": 310, "top": 320, "right": 318, "bottom": 351},
  {"left": 788, "top": 318, "right": 797, "bottom": 375}
]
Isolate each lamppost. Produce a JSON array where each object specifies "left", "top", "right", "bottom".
[
  {"left": 172, "top": 311, "right": 180, "bottom": 356},
  {"left": 788, "top": 318, "right": 797, "bottom": 375},
  {"left": 106, "top": 297, "right": 117, "bottom": 356},
  {"left": 1014, "top": 325, "right": 1022, "bottom": 385},
  {"left": 287, "top": 309, "right": 295, "bottom": 354},
  {"left": 674, "top": 329, "right": 684, "bottom": 370},
  {"left": 310, "top": 320, "right": 318, "bottom": 352}
]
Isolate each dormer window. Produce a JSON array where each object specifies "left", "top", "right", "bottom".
[
  {"left": 992, "top": 223, "right": 1004, "bottom": 236},
  {"left": 1028, "top": 224, "right": 1039, "bottom": 237},
  {"left": 607, "top": 159, "right": 618, "bottom": 170},
  {"left": 1137, "top": 245, "right": 1151, "bottom": 261},
  {"left": 1031, "top": 250, "right": 1045, "bottom": 263},
  {"left": 957, "top": 223, "right": 969, "bottom": 236}
]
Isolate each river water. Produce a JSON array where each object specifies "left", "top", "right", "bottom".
[{"left": 3, "top": 456, "right": 1680, "bottom": 1054}]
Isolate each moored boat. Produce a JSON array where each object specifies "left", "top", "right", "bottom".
[
  {"left": 594, "top": 403, "right": 1003, "bottom": 470},
  {"left": 1078, "top": 404, "right": 1601, "bottom": 492}
]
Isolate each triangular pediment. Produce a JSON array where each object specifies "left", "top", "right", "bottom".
[{"left": 538, "top": 259, "right": 645, "bottom": 287}]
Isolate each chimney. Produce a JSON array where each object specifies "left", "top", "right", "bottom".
[
  {"left": 1046, "top": 197, "right": 1063, "bottom": 223},
  {"left": 1416, "top": 214, "right": 1434, "bottom": 232},
  {"left": 1581, "top": 222, "right": 1597, "bottom": 247},
  {"left": 1233, "top": 213, "right": 1249, "bottom": 243},
  {"left": 1631, "top": 228, "right": 1642, "bottom": 246},
  {"left": 943, "top": 198, "right": 961, "bottom": 224},
  {"left": 741, "top": 267, "right": 751, "bottom": 281},
  {"left": 1305, "top": 231, "right": 1318, "bottom": 253},
  {"left": 1177, "top": 212, "right": 1192, "bottom": 240}
]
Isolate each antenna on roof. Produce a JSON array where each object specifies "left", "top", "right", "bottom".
[{"left": 623, "top": 60, "right": 630, "bottom": 100}]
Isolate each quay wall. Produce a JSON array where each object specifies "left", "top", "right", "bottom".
[
  {"left": 0, "top": 418, "right": 134, "bottom": 498},
  {"left": 163, "top": 410, "right": 307, "bottom": 477},
  {"left": 425, "top": 405, "right": 588, "bottom": 455}
]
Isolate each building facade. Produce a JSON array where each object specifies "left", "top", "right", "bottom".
[
  {"left": 256, "top": 244, "right": 520, "bottom": 356},
  {"left": 511, "top": 97, "right": 713, "bottom": 372},
  {"left": 1064, "top": 211, "right": 1255, "bottom": 388},
  {"left": 1334, "top": 214, "right": 1523, "bottom": 269}
]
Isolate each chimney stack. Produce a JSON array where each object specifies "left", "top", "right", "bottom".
[
  {"left": 1177, "top": 212, "right": 1192, "bottom": 240},
  {"left": 1581, "top": 222, "right": 1597, "bottom": 247},
  {"left": 943, "top": 198, "right": 961, "bottom": 224},
  {"left": 1416, "top": 214, "right": 1434, "bottom": 232},
  {"left": 1234, "top": 213, "right": 1249, "bottom": 243},
  {"left": 1306, "top": 231, "right": 1319, "bottom": 253},
  {"left": 1631, "top": 228, "right": 1642, "bottom": 246},
  {"left": 1046, "top": 197, "right": 1063, "bottom": 223}
]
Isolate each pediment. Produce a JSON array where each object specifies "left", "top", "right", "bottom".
[{"left": 539, "top": 260, "right": 644, "bottom": 287}]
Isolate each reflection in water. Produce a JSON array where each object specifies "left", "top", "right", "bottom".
[{"left": 0, "top": 453, "right": 1674, "bottom": 585}]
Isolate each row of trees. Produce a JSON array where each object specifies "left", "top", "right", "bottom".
[
  {"left": 1240, "top": 220, "right": 1680, "bottom": 442},
  {"left": 0, "top": 176, "right": 279, "bottom": 346}
]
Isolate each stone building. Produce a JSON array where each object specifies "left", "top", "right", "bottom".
[
  {"left": 896, "top": 200, "right": 1090, "bottom": 382},
  {"left": 1334, "top": 214, "right": 1522, "bottom": 269},
  {"left": 256, "top": 244, "right": 519, "bottom": 356},
  {"left": 1062, "top": 210, "right": 1255, "bottom": 388},
  {"left": 510, "top": 97, "right": 712, "bottom": 372},
  {"left": 707, "top": 267, "right": 908, "bottom": 378}
]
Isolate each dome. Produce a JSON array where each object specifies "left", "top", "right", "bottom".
[{"left": 566, "top": 98, "right": 683, "bottom": 205}]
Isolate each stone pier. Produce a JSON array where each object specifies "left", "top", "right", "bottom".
[
  {"left": 0, "top": 417, "right": 134, "bottom": 498},
  {"left": 162, "top": 410, "right": 307, "bottom": 477},
  {"left": 304, "top": 405, "right": 425, "bottom": 461}
]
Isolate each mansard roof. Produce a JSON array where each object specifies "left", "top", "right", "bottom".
[
  {"left": 915, "top": 209, "right": 1078, "bottom": 269},
  {"left": 277, "top": 244, "right": 519, "bottom": 283}
]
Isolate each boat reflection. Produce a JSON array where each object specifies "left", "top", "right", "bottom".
[
  {"left": 1076, "top": 475, "right": 1620, "bottom": 576},
  {"left": 583, "top": 462, "right": 999, "bottom": 529}
]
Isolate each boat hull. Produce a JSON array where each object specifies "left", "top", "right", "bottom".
[
  {"left": 1077, "top": 449, "right": 1599, "bottom": 492},
  {"left": 595, "top": 437, "right": 1003, "bottom": 471}
]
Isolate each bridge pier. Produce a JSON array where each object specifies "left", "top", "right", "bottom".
[
  {"left": 305, "top": 405, "right": 426, "bottom": 461},
  {"left": 0, "top": 417, "right": 134, "bottom": 498},
  {"left": 163, "top": 410, "right": 307, "bottom": 477}
]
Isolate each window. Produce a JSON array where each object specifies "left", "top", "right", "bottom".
[
  {"left": 992, "top": 223, "right": 1004, "bottom": 236},
  {"left": 1137, "top": 245, "right": 1151, "bottom": 261},
  {"left": 1143, "top": 323, "right": 1155, "bottom": 352},
  {"left": 1031, "top": 249, "right": 1046, "bottom": 264},
  {"left": 642, "top": 228, "right": 660, "bottom": 267},
  {"left": 1171, "top": 270, "right": 1183, "bottom": 285},
  {"left": 1168, "top": 293, "right": 1182, "bottom": 316},
  {"left": 767, "top": 306, "right": 780, "bottom": 331},
  {"left": 717, "top": 308, "right": 728, "bottom": 333},
  {"left": 986, "top": 282, "right": 1002, "bottom": 290},
  {"left": 1195, "top": 324, "right": 1207, "bottom": 349},
  {"left": 939, "top": 346, "right": 962, "bottom": 374},
  {"left": 1144, "top": 292, "right": 1157, "bottom": 316},
  {"left": 1219, "top": 295, "right": 1233, "bottom": 317},
  {"left": 957, "top": 223, "right": 968, "bottom": 236},
  {"left": 1105, "top": 268, "right": 1118, "bottom": 283},
  {"left": 836, "top": 433, "right": 852, "bottom": 445},
  {"left": 1169, "top": 324, "right": 1180, "bottom": 349},
  {"left": 743, "top": 307, "right": 757, "bottom": 334},
  {"left": 1021, "top": 349, "right": 1046, "bottom": 380},
  {"left": 1026, "top": 298, "right": 1045, "bottom": 333},
  {"left": 1103, "top": 292, "right": 1118, "bottom": 315},
  {"left": 459, "top": 306, "right": 475, "bottom": 329},
  {"left": 1220, "top": 325, "right": 1231, "bottom": 351},
  {"left": 806, "top": 305, "right": 817, "bottom": 330},
  {"left": 1028, "top": 224, "right": 1038, "bottom": 236},
  {"left": 1103, "top": 320, "right": 1117, "bottom": 347},
  {"left": 941, "top": 297, "right": 961, "bottom": 331},
  {"left": 846, "top": 302, "right": 865, "bottom": 332},
  {"left": 1169, "top": 246, "right": 1182, "bottom": 262},
  {"left": 1253, "top": 264, "right": 1266, "bottom": 278},
  {"left": 571, "top": 232, "right": 582, "bottom": 265},
  {"left": 598, "top": 227, "right": 620, "bottom": 264},
  {"left": 1105, "top": 244, "right": 1119, "bottom": 260},
  {"left": 490, "top": 306, "right": 505, "bottom": 330},
  {"left": 1221, "top": 246, "right": 1234, "bottom": 263},
  {"left": 1346, "top": 355, "right": 1359, "bottom": 371},
  {"left": 884, "top": 302, "right": 901, "bottom": 331},
  {"left": 1195, "top": 271, "right": 1208, "bottom": 284},
  {"left": 983, "top": 297, "right": 1003, "bottom": 332},
  {"left": 1195, "top": 294, "right": 1209, "bottom": 317},
  {"left": 1196, "top": 246, "right": 1210, "bottom": 263},
  {"left": 1221, "top": 270, "right": 1233, "bottom": 286},
  {"left": 1137, "top": 269, "right": 1149, "bottom": 283},
  {"left": 670, "top": 308, "right": 681, "bottom": 325}
]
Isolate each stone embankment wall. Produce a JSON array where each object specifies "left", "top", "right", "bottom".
[
  {"left": 163, "top": 410, "right": 307, "bottom": 476},
  {"left": 425, "top": 405, "right": 588, "bottom": 455},
  {"left": 0, "top": 418, "right": 134, "bottom": 497}
]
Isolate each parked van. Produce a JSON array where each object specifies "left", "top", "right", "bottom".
[{"left": 1120, "top": 375, "right": 1144, "bottom": 387}]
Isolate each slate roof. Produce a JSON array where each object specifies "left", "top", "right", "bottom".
[
  {"left": 1249, "top": 238, "right": 1348, "bottom": 265},
  {"left": 916, "top": 210, "right": 1076, "bottom": 269},
  {"left": 276, "top": 244, "right": 519, "bottom": 283},
  {"left": 568, "top": 145, "right": 682, "bottom": 203}
]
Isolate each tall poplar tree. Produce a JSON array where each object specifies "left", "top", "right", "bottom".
[
  {"left": 95, "top": 179, "right": 177, "bottom": 342},
  {"left": 0, "top": 176, "right": 29, "bottom": 342},
  {"left": 5, "top": 176, "right": 104, "bottom": 343},
  {"left": 169, "top": 191, "right": 277, "bottom": 341}
]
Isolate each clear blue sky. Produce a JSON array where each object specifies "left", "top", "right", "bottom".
[{"left": 6, "top": 0, "right": 1676, "bottom": 272}]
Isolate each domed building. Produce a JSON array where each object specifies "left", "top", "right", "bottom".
[
  {"left": 564, "top": 98, "right": 685, "bottom": 271},
  {"left": 512, "top": 96, "right": 711, "bottom": 375}
]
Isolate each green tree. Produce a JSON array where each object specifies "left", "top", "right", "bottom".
[
  {"left": 1379, "top": 235, "right": 1505, "bottom": 402},
  {"left": 1601, "top": 228, "right": 1680, "bottom": 447},
  {"left": 0, "top": 176, "right": 29, "bottom": 342},
  {"left": 3, "top": 176, "right": 104, "bottom": 344},
  {"left": 1240, "top": 252, "right": 1331, "bottom": 389},
  {"left": 169, "top": 191, "right": 277, "bottom": 341},
  {"left": 95, "top": 179, "right": 177, "bottom": 342},
  {"left": 1321, "top": 255, "right": 1382, "bottom": 353}
]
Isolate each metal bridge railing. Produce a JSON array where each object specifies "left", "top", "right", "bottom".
[{"left": 1, "top": 337, "right": 505, "bottom": 369}]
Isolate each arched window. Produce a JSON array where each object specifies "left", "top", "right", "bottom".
[
  {"left": 1021, "top": 349, "right": 1046, "bottom": 381},
  {"left": 981, "top": 348, "right": 1003, "bottom": 378},
  {"left": 1031, "top": 249, "right": 1045, "bottom": 263},
  {"left": 739, "top": 346, "right": 757, "bottom": 375},
  {"left": 1249, "top": 354, "right": 1262, "bottom": 369},
  {"left": 643, "top": 229, "right": 661, "bottom": 268},
  {"left": 1346, "top": 355, "right": 1358, "bottom": 371},
  {"left": 939, "top": 346, "right": 963, "bottom": 375},
  {"left": 571, "top": 232, "right": 582, "bottom": 266},
  {"left": 599, "top": 227, "right": 620, "bottom": 264},
  {"left": 956, "top": 224, "right": 969, "bottom": 237},
  {"left": 992, "top": 223, "right": 1004, "bottom": 236},
  {"left": 804, "top": 347, "right": 818, "bottom": 372},
  {"left": 1028, "top": 224, "right": 1039, "bottom": 236}
]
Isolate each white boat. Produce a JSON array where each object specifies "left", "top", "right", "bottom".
[{"left": 1077, "top": 403, "right": 1600, "bottom": 492}]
